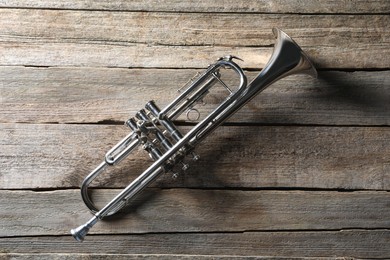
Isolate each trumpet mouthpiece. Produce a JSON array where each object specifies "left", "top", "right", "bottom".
[
  {"left": 71, "top": 215, "right": 99, "bottom": 242},
  {"left": 71, "top": 225, "right": 89, "bottom": 242}
]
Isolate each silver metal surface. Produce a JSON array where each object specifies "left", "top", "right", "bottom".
[{"left": 71, "top": 28, "right": 317, "bottom": 242}]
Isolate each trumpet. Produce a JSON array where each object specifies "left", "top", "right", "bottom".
[{"left": 71, "top": 28, "right": 317, "bottom": 241}]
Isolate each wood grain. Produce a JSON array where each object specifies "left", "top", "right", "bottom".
[
  {"left": 1, "top": 10, "right": 388, "bottom": 47},
  {"left": 1, "top": 231, "right": 389, "bottom": 258},
  {"left": 0, "top": 1, "right": 388, "bottom": 257},
  {"left": 0, "top": 189, "right": 389, "bottom": 236},
  {"left": 1, "top": 0, "right": 389, "bottom": 13},
  {"left": 1, "top": 42, "right": 387, "bottom": 69},
  {"left": 0, "top": 10, "right": 388, "bottom": 68},
  {"left": 1, "top": 67, "right": 389, "bottom": 125},
  {"left": 1, "top": 123, "right": 389, "bottom": 190},
  {"left": 0, "top": 254, "right": 349, "bottom": 260}
]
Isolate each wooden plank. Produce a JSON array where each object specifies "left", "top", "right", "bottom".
[
  {"left": 1, "top": 42, "right": 387, "bottom": 69},
  {"left": 1, "top": 67, "right": 389, "bottom": 125},
  {"left": 0, "top": 10, "right": 388, "bottom": 69},
  {"left": 0, "top": 189, "right": 389, "bottom": 236},
  {"left": 0, "top": 231, "right": 389, "bottom": 258},
  {"left": 0, "top": 0, "right": 389, "bottom": 14},
  {"left": 0, "top": 42, "right": 269, "bottom": 68},
  {"left": 1, "top": 124, "right": 389, "bottom": 190},
  {"left": 1, "top": 10, "right": 388, "bottom": 48},
  {"left": 0, "top": 253, "right": 368, "bottom": 260}
]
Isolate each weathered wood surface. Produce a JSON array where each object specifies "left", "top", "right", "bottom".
[
  {"left": 1, "top": 231, "right": 389, "bottom": 258},
  {"left": 0, "top": 10, "right": 388, "bottom": 69},
  {"left": 1, "top": 124, "right": 389, "bottom": 190},
  {"left": 1, "top": 0, "right": 389, "bottom": 13},
  {"left": 1, "top": 189, "right": 389, "bottom": 236},
  {"left": 2, "top": 38, "right": 387, "bottom": 69},
  {"left": 1, "top": 9, "right": 388, "bottom": 48},
  {"left": 0, "top": 0, "right": 389, "bottom": 258},
  {"left": 0, "top": 254, "right": 352, "bottom": 260},
  {"left": 1, "top": 68, "right": 389, "bottom": 125}
]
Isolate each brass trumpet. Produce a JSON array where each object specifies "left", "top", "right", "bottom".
[{"left": 71, "top": 28, "right": 317, "bottom": 241}]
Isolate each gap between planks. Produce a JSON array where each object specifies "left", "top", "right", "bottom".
[
  {"left": 1, "top": 230, "right": 389, "bottom": 257},
  {"left": 0, "top": 0, "right": 389, "bottom": 14}
]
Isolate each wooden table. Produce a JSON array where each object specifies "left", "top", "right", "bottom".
[{"left": 1, "top": 1, "right": 389, "bottom": 258}]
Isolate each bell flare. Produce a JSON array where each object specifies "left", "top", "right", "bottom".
[{"left": 271, "top": 28, "right": 317, "bottom": 79}]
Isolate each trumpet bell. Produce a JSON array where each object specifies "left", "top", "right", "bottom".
[
  {"left": 270, "top": 28, "right": 317, "bottom": 78},
  {"left": 246, "top": 28, "right": 317, "bottom": 97}
]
